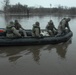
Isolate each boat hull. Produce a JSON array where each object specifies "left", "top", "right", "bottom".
[{"left": 0, "top": 31, "right": 73, "bottom": 46}]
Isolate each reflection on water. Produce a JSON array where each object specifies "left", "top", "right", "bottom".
[
  {"left": 0, "top": 39, "right": 72, "bottom": 63},
  {"left": 42, "top": 39, "right": 72, "bottom": 59},
  {"left": 55, "top": 40, "right": 72, "bottom": 59}
]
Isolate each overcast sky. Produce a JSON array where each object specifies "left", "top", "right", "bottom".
[{"left": 0, "top": 0, "right": 76, "bottom": 9}]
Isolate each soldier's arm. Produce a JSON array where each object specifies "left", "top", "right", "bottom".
[
  {"left": 67, "top": 24, "right": 71, "bottom": 31},
  {"left": 53, "top": 23, "right": 57, "bottom": 30}
]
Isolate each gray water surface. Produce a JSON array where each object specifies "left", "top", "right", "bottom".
[{"left": 0, "top": 14, "right": 76, "bottom": 75}]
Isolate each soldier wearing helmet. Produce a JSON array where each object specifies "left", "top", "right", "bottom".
[
  {"left": 32, "top": 21, "right": 41, "bottom": 37},
  {"left": 56, "top": 17, "right": 71, "bottom": 37},
  {"left": 46, "top": 20, "right": 57, "bottom": 36},
  {"left": 6, "top": 21, "right": 21, "bottom": 38},
  {"left": 14, "top": 20, "right": 27, "bottom": 37}
]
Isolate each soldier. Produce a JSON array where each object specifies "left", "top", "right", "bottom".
[
  {"left": 6, "top": 21, "right": 21, "bottom": 38},
  {"left": 56, "top": 18, "right": 71, "bottom": 37},
  {"left": 32, "top": 21, "right": 41, "bottom": 37},
  {"left": 14, "top": 20, "right": 27, "bottom": 37},
  {"left": 63, "top": 18, "right": 71, "bottom": 32},
  {"left": 46, "top": 20, "right": 57, "bottom": 36}
]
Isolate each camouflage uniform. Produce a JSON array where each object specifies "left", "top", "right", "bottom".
[
  {"left": 46, "top": 20, "right": 57, "bottom": 36},
  {"left": 56, "top": 18, "right": 71, "bottom": 36},
  {"left": 32, "top": 22, "right": 41, "bottom": 37},
  {"left": 14, "top": 20, "right": 27, "bottom": 37},
  {"left": 64, "top": 18, "right": 71, "bottom": 32},
  {"left": 6, "top": 21, "right": 21, "bottom": 38}
]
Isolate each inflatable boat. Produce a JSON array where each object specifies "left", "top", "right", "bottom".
[{"left": 0, "top": 28, "right": 73, "bottom": 46}]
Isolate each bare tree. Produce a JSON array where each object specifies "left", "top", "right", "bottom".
[{"left": 3, "top": 0, "right": 10, "bottom": 13}]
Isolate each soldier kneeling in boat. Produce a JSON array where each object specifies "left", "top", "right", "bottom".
[
  {"left": 56, "top": 18, "right": 71, "bottom": 37},
  {"left": 32, "top": 21, "right": 41, "bottom": 37},
  {"left": 6, "top": 21, "right": 22, "bottom": 38}
]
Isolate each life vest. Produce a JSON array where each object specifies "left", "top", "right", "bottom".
[
  {"left": 6, "top": 25, "right": 14, "bottom": 34},
  {"left": 46, "top": 23, "right": 54, "bottom": 30}
]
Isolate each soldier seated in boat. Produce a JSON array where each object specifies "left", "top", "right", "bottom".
[
  {"left": 32, "top": 21, "right": 41, "bottom": 37},
  {"left": 14, "top": 20, "right": 27, "bottom": 37},
  {"left": 56, "top": 18, "right": 71, "bottom": 37},
  {"left": 46, "top": 20, "right": 57, "bottom": 36},
  {"left": 6, "top": 21, "right": 22, "bottom": 38}
]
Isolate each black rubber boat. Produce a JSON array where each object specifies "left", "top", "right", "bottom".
[{"left": 0, "top": 28, "right": 73, "bottom": 46}]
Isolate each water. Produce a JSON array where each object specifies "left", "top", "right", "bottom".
[{"left": 0, "top": 14, "right": 76, "bottom": 75}]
